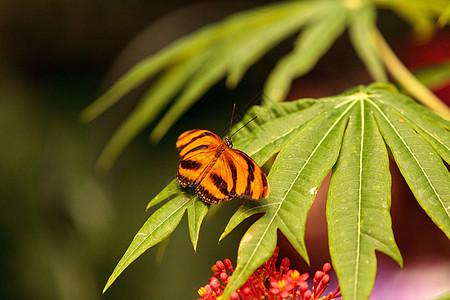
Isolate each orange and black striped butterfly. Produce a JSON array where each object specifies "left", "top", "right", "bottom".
[{"left": 176, "top": 128, "right": 269, "bottom": 204}]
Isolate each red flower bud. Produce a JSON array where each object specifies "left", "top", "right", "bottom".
[
  {"left": 281, "top": 257, "right": 290, "bottom": 270},
  {"left": 224, "top": 258, "right": 234, "bottom": 272},
  {"left": 216, "top": 260, "right": 225, "bottom": 272},
  {"left": 323, "top": 263, "right": 331, "bottom": 273},
  {"left": 220, "top": 272, "right": 228, "bottom": 282}
]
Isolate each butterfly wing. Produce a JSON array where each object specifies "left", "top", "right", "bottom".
[
  {"left": 194, "top": 153, "right": 234, "bottom": 204},
  {"left": 176, "top": 129, "right": 221, "bottom": 188},
  {"left": 225, "top": 148, "right": 269, "bottom": 200}
]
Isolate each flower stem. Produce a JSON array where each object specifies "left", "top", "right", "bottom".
[{"left": 374, "top": 28, "right": 450, "bottom": 119}]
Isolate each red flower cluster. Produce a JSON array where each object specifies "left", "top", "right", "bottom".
[{"left": 197, "top": 247, "right": 341, "bottom": 300}]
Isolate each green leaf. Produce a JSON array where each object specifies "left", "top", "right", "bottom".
[
  {"left": 225, "top": 1, "right": 326, "bottom": 88},
  {"left": 187, "top": 199, "right": 209, "bottom": 251},
  {"left": 327, "top": 99, "right": 402, "bottom": 300},
  {"left": 103, "top": 189, "right": 195, "bottom": 293},
  {"left": 82, "top": 1, "right": 295, "bottom": 122},
  {"left": 84, "top": 0, "right": 450, "bottom": 169},
  {"left": 413, "top": 60, "right": 450, "bottom": 90},
  {"left": 146, "top": 180, "right": 180, "bottom": 210},
  {"left": 264, "top": 2, "right": 348, "bottom": 102},
  {"left": 374, "top": 0, "right": 449, "bottom": 37},
  {"left": 96, "top": 53, "right": 210, "bottom": 170},
  {"left": 348, "top": 2, "right": 387, "bottom": 82},
  {"left": 438, "top": 2, "right": 450, "bottom": 26},
  {"left": 221, "top": 85, "right": 449, "bottom": 299},
  {"left": 148, "top": 2, "right": 316, "bottom": 142},
  {"left": 233, "top": 98, "right": 341, "bottom": 164},
  {"left": 222, "top": 98, "right": 354, "bottom": 299},
  {"left": 435, "top": 291, "right": 450, "bottom": 300},
  {"left": 370, "top": 92, "right": 450, "bottom": 238},
  {"left": 389, "top": 107, "right": 450, "bottom": 164}
]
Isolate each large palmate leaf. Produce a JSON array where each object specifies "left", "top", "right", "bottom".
[
  {"left": 82, "top": 0, "right": 450, "bottom": 171},
  {"left": 220, "top": 84, "right": 449, "bottom": 300},
  {"left": 103, "top": 84, "right": 449, "bottom": 300}
]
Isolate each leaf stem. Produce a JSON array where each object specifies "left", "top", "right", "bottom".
[{"left": 374, "top": 28, "right": 450, "bottom": 119}]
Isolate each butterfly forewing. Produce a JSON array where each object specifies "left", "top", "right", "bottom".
[
  {"left": 176, "top": 129, "right": 221, "bottom": 154},
  {"left": 176, "top": 129, "right": 269, "bottom": 204},
  {"left": 176, "top": 130, "right": 220, "bottom": 188}
]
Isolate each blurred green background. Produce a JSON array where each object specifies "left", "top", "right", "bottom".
[
  {"left": 1, "top": 1, "right": 449, "bottom": 299},
  {"left": 0, "top": 1, "right": 275, "bottom": 299}
]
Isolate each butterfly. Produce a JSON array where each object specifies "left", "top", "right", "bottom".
[{"left": 176, "top": 128, "right": 269, "bottom": 204}]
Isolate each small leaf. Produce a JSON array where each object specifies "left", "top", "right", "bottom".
[
  {"left": 348, "top": 2, "right": 387, "bottom": 82},
  {"left": 438, "top": 2, "right": 450, "bottom": 26},
  {"left": 103, "top": 192, "right": 194, "bottom": 293},
  {"left": 148, "top": 2, "right": 313, "bottom": 142},
  {"left": 327, "top": 99, "right": 402, "bottom": 300},
  {"left": 219, "top": 200, "right": 265, "bottom": 242},
  {"left": 187, "top": 199, "right": 209, "bottom": 251},
  {"left": 370, "top": 93, "right": 450, "bottom": 238},
  {"left": 435, "top": 291, "right": 450, "bottom": 300},
  {"left": 80, "top": 30, "right": 204, "bottom": 122},
  {"left": 96, "top": 53, "right": 210, "bottom": 170},
  {"left": 233, "top": 99, "right": 340, "bottom": 164},
  {"left": 146, "top": 180, "right": 180, "bottom": 210},
  {"left": 413, "top": 60, "right": 450, "bottom": 90},
  {"left": 391, "top": 108, "right": 450, "bottom": 164},
  {"left": 226, "top": 1, "right": 320, "bottom": 87},
  {"left": 264, "top": 2, "right": 348, "bottom": 102}
]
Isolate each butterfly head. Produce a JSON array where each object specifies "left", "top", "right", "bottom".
[{"left": 224, "top": 137, "right": 233, "bottom": 148}]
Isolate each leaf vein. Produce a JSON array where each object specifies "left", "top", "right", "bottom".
[
  {"left": 367, "top": 99, "right": 450, "bottom": 219},
  {"left": 117, "top": 196, "right": 192, "bottom": 272}
]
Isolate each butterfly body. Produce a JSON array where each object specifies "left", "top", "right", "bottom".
[{"left": 176, "top": 129, "right": 269, "bottom": 204}]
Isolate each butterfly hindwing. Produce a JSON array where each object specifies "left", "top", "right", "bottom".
[
  {"left": 195, "top": 154, "right": 234, "bottom": 203},
  {"left": 225, "top": 149, "right": 269, "bottom": 200}
]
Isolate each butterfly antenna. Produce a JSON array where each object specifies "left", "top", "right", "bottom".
[
  {"left": 230, "top": 115, "right": 258, "bottom": 138},
  {"left": 228, "top": 103, "right": 236, "bottom": 137}
]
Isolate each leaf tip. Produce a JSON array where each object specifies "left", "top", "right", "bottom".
[
  {"left": 79, "top": 108, "right": 93, "bottom": 124},
  {"left": 149, "top": 130, "right": 164, "bottom": 144},
  {"left": 218, "top": 232, "right": 227, "bottom": 243},
  {"left": 94, "top": 155, "right": 114, "bottom": 175},
  {"left": 225, "top": 75, "right": 238, "bottom": 90},
  {"left": 102, "top": 277, "right": 114, "bottom": 294}
]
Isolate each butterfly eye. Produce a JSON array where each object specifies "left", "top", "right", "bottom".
[{"left": 225, "top": 137, "right": 233, "bottom": 148}]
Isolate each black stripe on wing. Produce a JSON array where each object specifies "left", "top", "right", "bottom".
[
  {"left": 209, "top": 173, "right": 229, "bottom": 197},
  {"left": 179, "top": 144, "right": 209, "bottom": 159},
  {"left": 179, "top": 159, "right": 202, "bottom": 170},
  {"left": 176, "top": 130, "right": 219, "bottom": 152},
  {"left": 176, "top": 172, "right": 195, "bottom": 187},
  {"left": 226, "top": 157, "right": 238, "bottom": 196},
  {"left": 260, "top": 171, "right": 268, "bottom": 199},
  {"left": 195, "top": 184, "right": 232, "bottom": 204}
]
